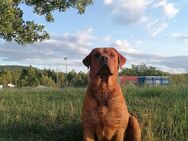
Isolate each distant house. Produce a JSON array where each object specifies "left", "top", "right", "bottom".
[
  {"left": 119, "top": 76, "right": 170, "bottom": 85},
  {"left": 0, "top": 85, "right": 3, "bottom": 89},
  {"left": 119, "top": 76, "right": 138, "bottom": 85},
  {"left": 137, "top": 76, "right": 170, "bottom": 85},
  {"left": 7, "top": 84, "right": 16, "bottom": 88},
  {"left": 35, "top": 85, "right": 49, "bottom": 89}
]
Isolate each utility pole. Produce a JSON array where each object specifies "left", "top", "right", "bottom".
[
  {"left": 56, "top": 67, "right": 59, "bottom": 88},
  {"left": 64, "top": 57, "right": 68, "bottom": 87}
]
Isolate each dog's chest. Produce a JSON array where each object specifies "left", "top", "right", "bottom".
[
  {"left": 94, "top": 90, "right": 119, "bottom": 116},
  {"left": 92, "top": 90, "right": 126, "bottom": 128},
  {"left": 95, "top": 103, "right": 125, "bottom": 140},
  {"left": 97, "top": 105, "right": 108, "bottom": 118},
  {"left": 96, "top": 98, "right": 124, "bottom": 127}
]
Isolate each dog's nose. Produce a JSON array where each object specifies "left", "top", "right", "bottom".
[{"left": 101, "top": 56, "right": 109, "bottom": 64}]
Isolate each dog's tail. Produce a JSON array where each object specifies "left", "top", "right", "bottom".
[{"left": 124, "top": 115, "right": 141, "bottom": 141}]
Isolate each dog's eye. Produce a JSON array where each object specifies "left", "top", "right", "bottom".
[
  {"left": 94, "top": 53, "right": 100, "bottom": 58},
  {"left": 110, "top": 53, "right": 115, "bottom": 57}
]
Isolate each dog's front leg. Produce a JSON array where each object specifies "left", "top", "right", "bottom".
[
  {"left": 124, "top": 116, "right": 141, "bottom": 141},
  {"left": 83, "top": 129, "right": 95, "bottom": 141},
  {"left": 113, "top": 129, "right": 125, "bottom": 141}
]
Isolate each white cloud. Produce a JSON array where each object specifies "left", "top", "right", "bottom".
[
  {"left": 157, "top": 65, "right": 187, "bottom": 74},
  {"left": 170, "top": 33, "right": 188, "bottom": 43},
  {"left": 106, "top": 39, "right": 188, "bottom": 73},
  {"left": 0, "top": 28, "right": 94, "bottom": 71},
  {"left": 0, "top": 30, "right": 187, "bottom": 73},
  {"left": 109, "top": 0, "right": 150, "bottom": 24},
  {"left": 104, "top": 0, "right": 179, "bottom": 37},
  {"left": 147, "top": 20, "right": 168, "bottom": 37},
  {"left": 153, "top": 55, "right": 188, "bottom": 73},
  {"left": 124, "top": 52, "right": 188, "bottom": 73},
  {"left": 164, "top": 3, "right": 179, "bottom": 18},
  {"left": 153, "top": 0, "right": 179, "bottom": 19},
  {"left": 104, "top": 0, "right": 113, "bottom": 5},
  {"left": 110, "top": 39, "right": 138, "bottom": 54},
  {"left": 103, "top": 36, "right": 111, "bottom": 43}
]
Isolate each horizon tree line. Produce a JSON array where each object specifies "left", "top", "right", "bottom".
[{"left": 0, "top": 64, "right": 187, "bottom": 87}]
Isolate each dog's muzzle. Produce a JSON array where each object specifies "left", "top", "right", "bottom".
[
  {"left": 101, "top": 56, "right": 109, "bottom": 66},
  {"left": 96, "top": 56, "right": 112, "bottom": 76}
]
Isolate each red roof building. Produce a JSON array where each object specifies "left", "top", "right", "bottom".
[{"left": 119, "top": 76, "right": 138, "bottom": 85}]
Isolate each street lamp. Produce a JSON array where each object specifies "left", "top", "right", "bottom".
[
  {"left": 56, "top": 67, "right": 59, "bottom": 88},
  {"left": 64, "top": 57, "right": 68, "bottom": 87}
]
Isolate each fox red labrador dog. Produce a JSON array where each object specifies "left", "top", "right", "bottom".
[{"left": 82, "top": 48, "right": 141, "bottom": 141}]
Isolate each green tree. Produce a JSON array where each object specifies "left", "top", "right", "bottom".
[
  {"left": 40, "top": 74, "right": 55, "bottom": 87},
  {"left": 0, "top": 69, "right": 13, "bottom": 86},
  {"left": 0, "top": 0, "right": 93, "bottom": 44},
  {"left": 67, "top": 70, "right": 77, "bottom": 86},
  {"left": 74, "top": 71, "right": 88, "bottom": 87},
  {"left": 20, "top": 65, "right": 39, "bottom": 86},
  {"left": 57, "top": 72, "right": 65, "bottom": 87},
  {"left": 12, "top": 68, "right": 22, "bottom": 87},
  {"left": 120, "top": 64, "right": 169, "bottom": 76}
]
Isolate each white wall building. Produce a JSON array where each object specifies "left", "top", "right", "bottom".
[{"left": 7, "top": 84, "right": 16, "bottom": 88}]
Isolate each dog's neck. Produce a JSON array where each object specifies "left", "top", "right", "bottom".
[
  {"left": 90, "top": 73, "right": 117, "bottom": 89},
  {"left": 89, "top": 74, "right": 119, "bottom": 105}
]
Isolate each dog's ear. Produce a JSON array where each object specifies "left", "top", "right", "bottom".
[
  {"left": 112, "top": 48, "right": 126, "bottom": 69},
  {"left": 83, "top": 52, "right": 92, "bottom": 69},
  {"left": 118, "top": 52, "right": 126, "bottom": 68}
]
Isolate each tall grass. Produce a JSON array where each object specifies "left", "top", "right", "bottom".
[
  {"left": 123, "top": 84, "right": 188, "bottom": 141},
  {"left": 0, "top": 85, "right": 187, "bottom": 141}
]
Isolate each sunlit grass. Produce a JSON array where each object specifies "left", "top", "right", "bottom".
[{"left": 0, "top": 85, "right": 187, "bottom": 141}]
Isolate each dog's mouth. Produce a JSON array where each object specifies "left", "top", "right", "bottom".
[{"left": 96, "top": 63, "right": 113, "bottom": 76}]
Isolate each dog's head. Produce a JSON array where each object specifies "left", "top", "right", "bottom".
[{"left": 83, "top": 48, "right": 126, "bottom": 77}]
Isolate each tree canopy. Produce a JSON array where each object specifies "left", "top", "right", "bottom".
[
  {"left": 0, "top": 65, "right": 89, "bottom": 87},
  {"left": 0, "top": 64, "right": 187, "bottom": 87},
  {"left": 120, "top": 64, "right": 170, "bottom": 76},
  {"left": 0, "top": 0, "right": 93, "bottom": 44}
]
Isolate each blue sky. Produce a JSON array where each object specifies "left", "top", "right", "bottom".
[{"left": 0, "top": 0, "right": 188, "bottom": 73}]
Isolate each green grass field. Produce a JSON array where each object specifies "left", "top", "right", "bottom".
[{"left": 0, "top": 85, "right": 187, "bottom": 141}]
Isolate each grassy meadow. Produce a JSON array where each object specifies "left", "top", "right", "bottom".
[{"left": 0, "top": 85, "right": 187, "bottom": 141}]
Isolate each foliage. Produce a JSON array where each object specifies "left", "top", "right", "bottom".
[
  {"left": 0, "top": 64, "right": 187, "bottom": 87},
  {"left": 0, "top": 65, "right": 89, "bottom": 87},
  {"left": 120, "top": 64, "right": 170, "bottom": 76},
  {"left": 170, "top": 73, "right": 188, "bottom": 85},
  {"left": 0, "top": 0, "right": 93, "bottom": 44},
  {"left": 0, "top": 85, "right": 187, "bottom": 141}
]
